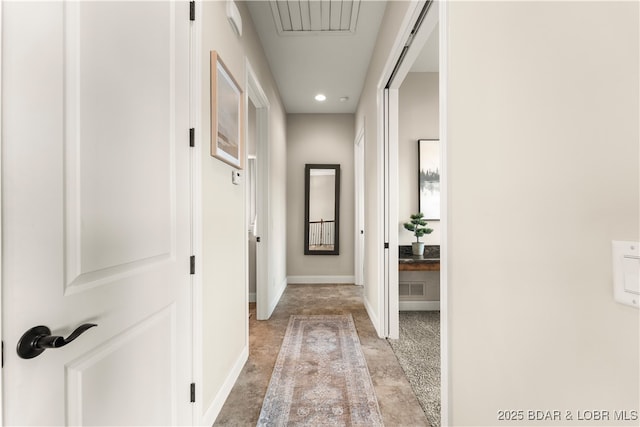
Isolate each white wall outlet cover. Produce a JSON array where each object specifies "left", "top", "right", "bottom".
[
  {"left": 227, "top": 0, "right": 242, "bottom": 37},
  {"left": 612, "top": 240, "right": 639, "bottom": 309}
]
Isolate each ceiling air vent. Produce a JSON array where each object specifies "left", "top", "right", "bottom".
[{"left": 269, "top": 0, "right": 361, "bottom": 34}]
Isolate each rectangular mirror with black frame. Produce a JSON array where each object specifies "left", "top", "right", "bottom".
[{"left": 304, "top": 164, "right": 340, "bottom": 255}]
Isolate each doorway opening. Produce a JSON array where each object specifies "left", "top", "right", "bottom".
[
  {"left": 247, "top": 100, "right": 258, "bottom": 316},
  {"left": 380, "top": 0, "right": 448, "bottom": 424},
  {"left": 245, "top": 61, "right": 271, "bottom": 322}
]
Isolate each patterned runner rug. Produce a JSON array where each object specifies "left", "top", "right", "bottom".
[{"left": 257, "top": 314, "right": 383, "bottom": 426}]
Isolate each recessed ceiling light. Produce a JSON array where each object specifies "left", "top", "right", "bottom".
[
  {"left": 340, "top": 96, "right": 349, "bottom": 102},
  {"left": 315, "top": 94, "right": 326, "bottom": 102}
]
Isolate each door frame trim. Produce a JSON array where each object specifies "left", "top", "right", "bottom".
[
  {"left": 354, "top": 125, "right": 365, "bottom": 287},
  {"left": 439, "top": 4, "right": 449, "bottom": 424},
  {"left": 190, "top": 0, "right": 203, "bottom": 422},
  {"left": 0, "top": 1, "right": 4, "bottom": 423}
]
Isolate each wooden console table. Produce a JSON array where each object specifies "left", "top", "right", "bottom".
[{"left": 398, "top": 245, "right": 440, "bottom": 271}]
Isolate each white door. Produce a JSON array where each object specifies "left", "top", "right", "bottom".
[{"left": 2, "top": 2, "right": 192, "bottom": 425}]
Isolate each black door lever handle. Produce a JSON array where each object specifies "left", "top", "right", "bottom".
[{"left": 17, "top": 323, "right": 97, "bottom": 359}]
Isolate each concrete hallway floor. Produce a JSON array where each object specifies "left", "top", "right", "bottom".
[{"left": 213, "top": 284, "right": 428, "bottom": 426}]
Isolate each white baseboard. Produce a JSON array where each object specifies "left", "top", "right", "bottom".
[
  {"left": 248, "top": 292, "right": 256, "bottom": 303},
  {"left": 363, "top": 296, "right": 384, "bottom": 338},
  {"left": 287, "top": 275, "right": 355, "bottom": 284},
  {"left": 201, "top": 345, "right": 248, "bottom": 426},
  {"left": 399, "top": 300, "right": 440, "bottom": 311}
]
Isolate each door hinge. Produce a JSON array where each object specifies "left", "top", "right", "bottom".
[
  {"left": 190, "top": 383, "right": 196, "bottom": 402},
  {"left": 256, "top": 236, "right": 261, "bottom": 243},
  {"left": 1, "top": 341, "right": 4, "bottom": 368},
  {"left": 190, "top": 255, "right": 195, "bottom": 275},
  {"left": 189, "top": 1, "right": 195, "bottom": 21},
  {"left": 189, "top": 128, "right": 195, "bottom": 147},
  {"left": 384, "top": 242, "right": 389, "bottom": 249}
]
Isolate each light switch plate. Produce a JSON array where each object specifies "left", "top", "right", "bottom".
[
  {"left": 612, "top": 241, "right": 639, "bottom": 308},
  {"left": 232, "top": 170, "right": 242, "bottom": 185}
]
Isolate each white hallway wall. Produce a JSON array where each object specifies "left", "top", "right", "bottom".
[
  {"left": 199, "top": 1, "right": 287, "bottom": 422},
  {"left": 286, "top": 114, "right": 355, "bottom": 282},
  {"left": 356, "top": 0, "right": 415, "bottom": 334},
  {"left": 447, "top": 2, "right": 639, "bottom": 424},
  {"left": 358, "top": 0, "right": 639, "bottom": 424},
  {"left": 398, "top": 71, "right": 440, "bottom": 246}
]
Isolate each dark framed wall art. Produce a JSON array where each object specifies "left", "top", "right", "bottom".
[{"left": 418, "top": 139, "right": 440, "bottom": 221}]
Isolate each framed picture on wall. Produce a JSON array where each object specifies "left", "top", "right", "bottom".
[
  {"left": 418, "top": 139, "right": 440, "bottom": 220},
  {"left": 211, "top": 51, "right": 244, "bottom": 169}
]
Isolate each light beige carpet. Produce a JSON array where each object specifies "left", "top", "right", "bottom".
[
  {"left": 257, "top": 314, "right": 383, "bottom": 426},
  {"left": 388, "top": 311, "right": 441, "bottom": 427}
]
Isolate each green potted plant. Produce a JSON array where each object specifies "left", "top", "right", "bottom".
[{"left": 403, "top": 212, "right": 433, "bottom": 255}]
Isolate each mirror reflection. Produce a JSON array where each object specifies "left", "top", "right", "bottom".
[{"left": 304, "top": 164, "right": 340, "bottom": 255}]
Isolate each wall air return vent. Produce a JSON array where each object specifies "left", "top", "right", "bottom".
[
  {"left": 399, "top": 282, "right": 427, "bottom": 300},
  {"left": 269, "top": 0, "right": 361, "bottom": 35}
]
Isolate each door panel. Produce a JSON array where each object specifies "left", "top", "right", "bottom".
[
  {"left": 2, "top": 2, "right": 192, "bottom": 425},
  {"left": 66, "top": 307, "right": 176, "bottom": 426},
  {"left": 66, "top": 1, "right": 175, "bottom": 290}
]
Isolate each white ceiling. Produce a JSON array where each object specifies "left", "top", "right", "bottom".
[
  {"left": 247, "top": 0, "right": 386, "bottom": 113},
  {"left": 246, "top": 1, "right": 439, "bottom": 114}
]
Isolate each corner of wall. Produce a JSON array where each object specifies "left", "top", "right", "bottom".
[
  {"left": 363, "top": 293, "right": 384, "bottom": 338},
  {"left": 200, "top": 346, "right": 249, "bottom": 427},
  {"left": 265, "top": 276, "right": 288, "bottom": 319}
]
